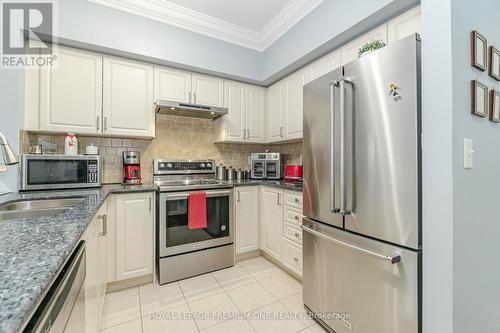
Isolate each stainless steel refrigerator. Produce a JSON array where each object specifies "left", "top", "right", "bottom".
[{"left": 302, "top": 34, "right": 421, "bottom": 333}]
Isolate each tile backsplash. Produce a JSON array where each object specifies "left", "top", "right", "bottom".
[{"left": 21, "top": 115, "right": 303, "bottom": 184}]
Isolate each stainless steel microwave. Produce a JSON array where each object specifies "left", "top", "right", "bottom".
[{"left": 19, "top": 154, "right": 101, "bottom": 191}]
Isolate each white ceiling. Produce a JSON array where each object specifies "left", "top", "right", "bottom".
[
  {"left": 165, "top": 0, "right": 292, "bottom": 32},
  {"left": 88, "top": 0, "right": 325, "bottom": 51}
]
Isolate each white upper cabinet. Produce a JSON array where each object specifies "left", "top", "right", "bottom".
[
  {"left": 283, "top": 70, "right": 307, "bottom": 140},
  {"left": 154, "top": 66, "right": 191, "bottom": 103},
  {"left": 40, "top": 46, "right": 103, "bottom": 134},
  {"left": 223, "top": 80, "right": 246, "bottom": 141},
  {"left": 307, "top": 49, "right": 341, "bottom": 83},
  {"left": 192, "top": 74, "right": 224, "bottom": 107},
  {"left": 103, "top": 56, "right": 155, "bottom": 138},
  {"left": 388, "top": 6, "right": 421, "bottom": 43},
  {"left": 246, "top": 85, "right": 265, "bottom": 143},
  {"left": 340, "top": 25, "right": 388, "bottom": 65},
  {"left": 267, "top": 81, "right": 285, "bottom": 142},
  {"left": 217, "top": 81, "right": 265, "bottom": 143}
]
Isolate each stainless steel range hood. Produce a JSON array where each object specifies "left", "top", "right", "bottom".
[{"left": 155, "top": 98, "right": 228, "bottom": 120}]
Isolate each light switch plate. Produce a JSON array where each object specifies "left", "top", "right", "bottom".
[{"left": 464, "top": 138, "right": 473, "bottom": 169}]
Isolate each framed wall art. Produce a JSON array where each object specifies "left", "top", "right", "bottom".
[
  {"left": 471, "top": 30, "right": 488, "bottom": 71},
  {"left": 489, "top": 46, "right": 500, "bottom": 81},
  {"left": 490, "top": 89, "right": 500, "bottom": 122},
  {"left": 471, "top": 80, "right": 488, "bottom": 117}
]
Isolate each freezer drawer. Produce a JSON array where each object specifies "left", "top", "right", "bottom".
[{"left": 303, "top": 218, "right": 420, "bottom": 333}]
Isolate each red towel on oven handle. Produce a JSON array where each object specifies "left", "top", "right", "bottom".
[{"left": 188, "top": 192, "right": 207, "bottom": 229}]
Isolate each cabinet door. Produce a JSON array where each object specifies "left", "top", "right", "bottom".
[
  {"left": 267, "top": 82, "right": 284, "bottom": 142},
  {"left": 85, "top": 204, "right": 107, "bottom": 333},
  {"left": 246, "top": 85, "right": 265, "bottom": 143},
  {"left": 223, "top": 80, "right": 246, "bottom": 142},
  {"left": 235, "top": 187, "right": 259, "bottom": 254},
  {"left": 388, "top": 6, "right": 421, "bottom": 43},
  {"left": 192, "top": 74, "right": 224, "bottom": 107},
  {"left": 308, "top": 50, "right": 341, "bottom": 82},
  {"left": 103, "top": 57, "right": 154, "bottom": 137},
  {"left": 340, "top": 25, "right": 388, "bottom": 65},
  {"left": 40, "top": 46, "right": 102, "bottom": 134},
  {"left": 259, "top": 187, "right": 283, "bottom": 260},
  {"left": 284, "top": 70, "right": 306, "bottom": 140},
  {"left": 154, "top": 66, "right": 192, "bottom": 103},
  {"left": 115, "top": 193, "right": 154, "bottom": 281}
]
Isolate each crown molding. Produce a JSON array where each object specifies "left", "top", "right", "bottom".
[{"left": 88, "top": 0, "right": 325, "bottom": 51}]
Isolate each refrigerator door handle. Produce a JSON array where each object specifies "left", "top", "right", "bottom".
[
  {"left": 339, "top": 77, "right": 352, "bottom": 216},
  {"left": 329, "top": 81, "right": 339, "bottom": 214},
  {"left": 302, "top": 225, "right": 402, "bottom": 264}
]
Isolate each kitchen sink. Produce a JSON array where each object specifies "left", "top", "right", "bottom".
[{"left": 0, "top": 198, "right": 84, "bottom": 221}]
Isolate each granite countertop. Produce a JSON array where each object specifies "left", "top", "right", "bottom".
[
  {"left": 0, "top": 184, "right": 157, "bottom": 333},
  {"left": 228, "top": 179, "right": 303, "bottom": 192}
]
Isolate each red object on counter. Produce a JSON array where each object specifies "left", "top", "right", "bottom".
[
  {"left": 284, "top": 165, "right": 303, "bottom": 180},
  {"left": 188, "top": 192, "right": 207, "bottom": 229}
]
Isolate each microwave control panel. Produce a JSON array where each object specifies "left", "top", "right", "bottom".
[{"left": 87, "top": 160, "right": 99, "bottom": 183}]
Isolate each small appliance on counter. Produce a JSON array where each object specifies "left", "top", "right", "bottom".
[
  {"left": 123, "top": 151, "right": 142, "bottom": 184},
  {"left": 19, "top": 154, "right": 101, "bottom": 191},
  {"left": 284, "top": 165, "right": 303, "bottom": 181},
  {"left": 250, "top": 153, "right": 282, "bottom": 179},
  {"left": 64, "top": 133, "right": 78, "bottom": 156}
]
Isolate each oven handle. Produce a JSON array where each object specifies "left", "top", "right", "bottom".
[{"left": 164, "top": 190, "right": 232, "bottom": 200}]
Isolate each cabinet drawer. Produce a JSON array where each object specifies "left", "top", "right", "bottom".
[
  {"left": 284, "top": 191, "right": 303, "bottom": 209},
  {"left": 284, "top": 206, "right": 303, "bottom": 226},
  {"left": 282, "top": 238, "right": 302, "bottom": 276},
  {"left": 283, "top": 221, "right": 302, "bottom": 245}
]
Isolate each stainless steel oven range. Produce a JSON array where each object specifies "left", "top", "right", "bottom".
[{"left": 154, "top": 159, "right": 234, "bottom": 284}]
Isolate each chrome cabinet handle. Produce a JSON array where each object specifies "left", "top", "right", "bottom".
[
  {"left": 243, "top": 129, "right": 246, "bottom": 140},
  {"left": 303, "top": 225, "right": 401, "bottom": 264},
  {"left": 149, "top": 197, "right": 152, "bottom": 211},
  {"left": 294, "top": 215, "right": 299, "bottom": 220},
  {"left": 96, "top": 116, "right": 100, "bottom": 131},
  {"left": 294, "top": 232, "right": 300, "bottom": 238},
  {"left": 339, "top": 77, "right": 351, "bottom": 216},
  {"left": 294, "top": 198, "right": 299, "bottom": 203},
  {"left": 247, "top": 129, "right": 250, "bottom": 140},
  {"left": 237, "top": 191, "right": 240, "bottom": 202},
  {"left": 330, "top": 81, "right": 339, "bottom": 214},
  {"left": 189, "top": 92, "right": 192, "bottom": 103},
  {"left": 104, "top": 117, "right": 108, "bottom": 131},
  {"left": 102, "top": 214, "right": 107, "bottom": 236},
  {"left": 277, "top": 193, "right": 281, "bottom": 205},
  {"left": 280, "top": 126, "right": 283, "bottom": 138}
]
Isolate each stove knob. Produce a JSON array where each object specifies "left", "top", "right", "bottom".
[
  {"left": 167, "top": 163, "right": 173, "bottom": 168},
  {"left": 159, "top": 163, "right": 166, "bottom": 169},
  {"left": 200, "top": 163, "right": 205, "bottom": 168},
  {"left": 206, "top": 163, "right": 212, "bottom": 168}
]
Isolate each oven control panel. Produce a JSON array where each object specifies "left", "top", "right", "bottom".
[{"left": 154, "top": 159, "right": 215, "bottom": 174}]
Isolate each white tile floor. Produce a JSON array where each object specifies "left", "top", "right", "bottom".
[{"left": 100, "top": 256, "right": 327, "bottom": 333}]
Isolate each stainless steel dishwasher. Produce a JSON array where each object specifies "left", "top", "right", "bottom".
[{"left": 23, "top": 241, "right": 86, "bottom": 333}]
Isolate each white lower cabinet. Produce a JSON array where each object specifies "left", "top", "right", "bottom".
[
  {"left": 235, "top": 186, "right": 259, "bottom": 254},
  {"left": 259, "top": 187, "right": 283, "bottom": 260},
  {"left": 114, "top": 192, "right": 154, "bottom": 281},
  {"left": 84, "top": 202, "right": 107, "bottom": 333}
]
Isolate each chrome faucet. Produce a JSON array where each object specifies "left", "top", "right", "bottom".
[{"left": 0, "top": 132, "right": 18, "bottom": 172}]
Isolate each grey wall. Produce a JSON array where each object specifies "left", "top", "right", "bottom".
[
  {"left": 451, "top": 0, "right": 500, "bottom": 332},
  {"left": 420, "top": 0, "right": 454, "bottom": 332},
  {"left": 261, "top": 0, "right": 418, "bottom": 82},
  {"left": 0, "top": 70, "right": 22, "bottom": 194}
]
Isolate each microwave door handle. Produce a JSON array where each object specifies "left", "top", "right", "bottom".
[{"left": 330, "top": 81, "right": 339, "bottom": 214}]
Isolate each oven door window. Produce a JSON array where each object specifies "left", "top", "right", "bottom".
[
  {"left": 165, "top": 195, "right": 230, "bottom": 247},
  {"left": 27, "top": 159, "right": 88, "bottom": 185}
]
